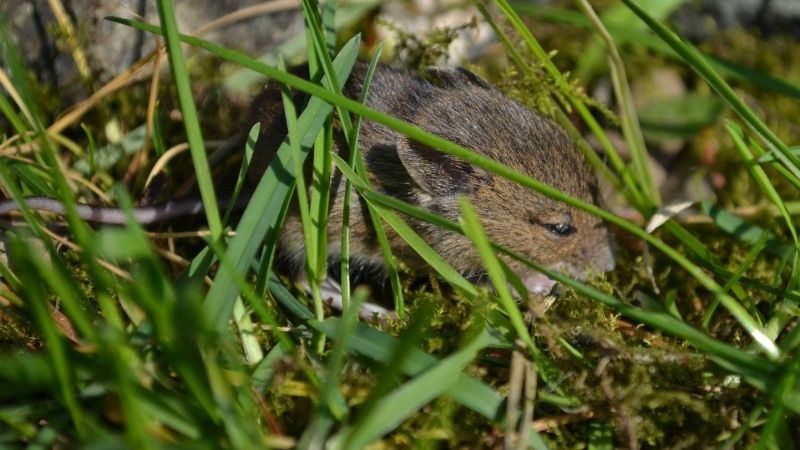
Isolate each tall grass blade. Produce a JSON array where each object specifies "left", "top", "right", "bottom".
[
  {"left": 621, "top": 0, "right": 800, "bottom": 182},
  {"left": 458, "top": 197, "right": 537, "bottom": 354},
  {"left": 201, "top": 37, "right": 360, "bottom": 332},
  {"left": 332, "top": 325, "right": 498, "bottom": 449},
  {"left": 155, "top": 0, "right": 222, "bottom": 238},
  {"left": 340, "top": 45, "right": 384, "bottom": 312},
  {"left": 577, "top": 0, "right": 660, "bottom": 205}
]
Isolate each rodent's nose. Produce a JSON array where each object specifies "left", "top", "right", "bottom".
[{"left": 594, "top": 238, "right": 617, "bottom": 272}]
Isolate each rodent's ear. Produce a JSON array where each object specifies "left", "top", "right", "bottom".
[
  {"left": 424, "top": 67, "right": 491, "bottom": 90},
  {"left": 396, "top": 138, "right": 487, "bottom": 195}
]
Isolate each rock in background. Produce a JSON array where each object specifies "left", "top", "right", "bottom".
[
  {"left": 2, "top": 0, "right": 305, "bottom": 102},
  {"left": 672, "top": 0, "right": 800, "bottom": 41}
]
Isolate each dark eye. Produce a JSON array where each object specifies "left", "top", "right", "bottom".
[{"left": 544, "top": 222, "right": 575, "bottom": 236}]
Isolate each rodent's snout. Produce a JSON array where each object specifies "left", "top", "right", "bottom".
[
  {"left": 589, "top": 236, "right": 616, "bottom": 273},
  {"left": 591, "top": 227, "right": 617, "bottom": 273},
  {"left": 509, "top": 222, "right": 616, "bottom": 298}
]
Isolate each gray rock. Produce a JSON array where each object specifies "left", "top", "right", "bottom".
[
  {"left": 672, "top": 0, "right": 800, "bottom": 40},
  {"left": 1, "top": 0, "right": 304, "bottom": 101}
]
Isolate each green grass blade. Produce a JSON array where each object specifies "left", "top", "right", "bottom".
[
  {"left": 332, "top": 325, "right": 498, "bottom": 450},
  {"left": 222, "top": 123, "right": 259, "bottom": 224},
  {"left": 458, "top": 197, "right": 536, "bottom": 354},
  {"left": 340, "top": 44, "right": 384, "bottom": 312},
  {"left": 155, "top": 0, "right": 221, "bottom": 238},
  {"left": 7, "top": 237, "right": 87, "bottom": 435},
  {"left": 201, "top": 38, "right": 359, "bottom": 332},
  {"left": 278, "top": 57, "right": 320, "bottom": 320},
  {"left": 576, "top": 0, "right": 660, "bottom": 205},
  {"left": 727, "top": 122, "right": 799, "bottom": 245}
]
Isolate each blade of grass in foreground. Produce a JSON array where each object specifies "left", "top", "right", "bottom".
[
  {"left": 340, "top": 44, "right": 384, "bottom": 312},
  {"left": 330, "top": 325, "right": 500, "bottom": 450},
  {"left": 458, "top": 197, "right": 536, "bottom": 355},
  {"left": 278, "top": 57, "right": 321, "bottom": 321},
  {"left": 202, "top": 37, "right": 359, "bottom": 332},
  {"left": 155, "top": 0, "right": 221, "bottom": 238},
  {"left": 7, "top": 237, "right": 87, "bottom": 436},
  {"left": 577, "top": 0, "right": 659, "bottom": 205},
  {"left": 312, "top": 318, "right": 551, "bottom": 449}
]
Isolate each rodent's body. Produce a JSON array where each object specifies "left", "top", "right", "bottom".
[
  {"left": 251, "top": 63, "right": 614, "bottom": 292},
  {"left": 0, "top": 63, "right": 614, "bottom": 295}
]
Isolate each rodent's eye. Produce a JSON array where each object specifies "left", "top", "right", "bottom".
[{"left": 544, "top": 222, "right": 575, "bottom": 237}]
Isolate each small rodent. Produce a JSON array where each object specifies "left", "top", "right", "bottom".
[{"left": 0, "top": 62, "right": 615, "bottom": 298}]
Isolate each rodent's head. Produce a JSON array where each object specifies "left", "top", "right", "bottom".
[{"left": 396, "top": 67, "right": 615, "bottom": 293}]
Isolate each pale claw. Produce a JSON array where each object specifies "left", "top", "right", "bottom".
[
  {"left": 299, "top": 274, "right": 393, "bottom": 321},
  {"left": 522, "top": 271, "right": 557, "bottom": 296}
]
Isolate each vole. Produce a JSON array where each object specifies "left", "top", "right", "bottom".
[{"left": 0, "top": 62, "right": 615, "bottom": 300}]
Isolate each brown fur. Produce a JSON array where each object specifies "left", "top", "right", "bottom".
[{"left": 248, "top": 62, "right": 614, "bottom": 286}]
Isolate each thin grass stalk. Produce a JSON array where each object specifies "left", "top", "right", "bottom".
[
  {"left": 301, "top": 1, "right": 329, "bottom": 332},
  {"left": 340, "top": 46, "right": 384, "bottom": 312},
  {"left": 576, "top": 0, "right": 660, "bottom": 205},
  {"left": 301, "top": 0, "right": 352, "bottom": 333},
  {"left": 351, "top": 142, "right": 407, "bottom": 315},
  {"left": 0, "top": 87, "right": 29, "bottom": 138},
  {"left": 301, "top": 0, "right": 355, "bottom": 137},
  {"left": 155, "top": 0, "right": 222, "bottom": 238},
  {"left": 0, "top": 19, "right": 44, "bottom": 129},
  {"left": 222, "top": 123, "right": 259, "bottom": 224},
  {"left": 310, "top": 123, "right": 334, "bottom": 315},
  {"left": 458, "top": 197, "right": 537, "bottom": 354},
  {"left": 279, "top": 59, "right": 322, "bottom": 321}
]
